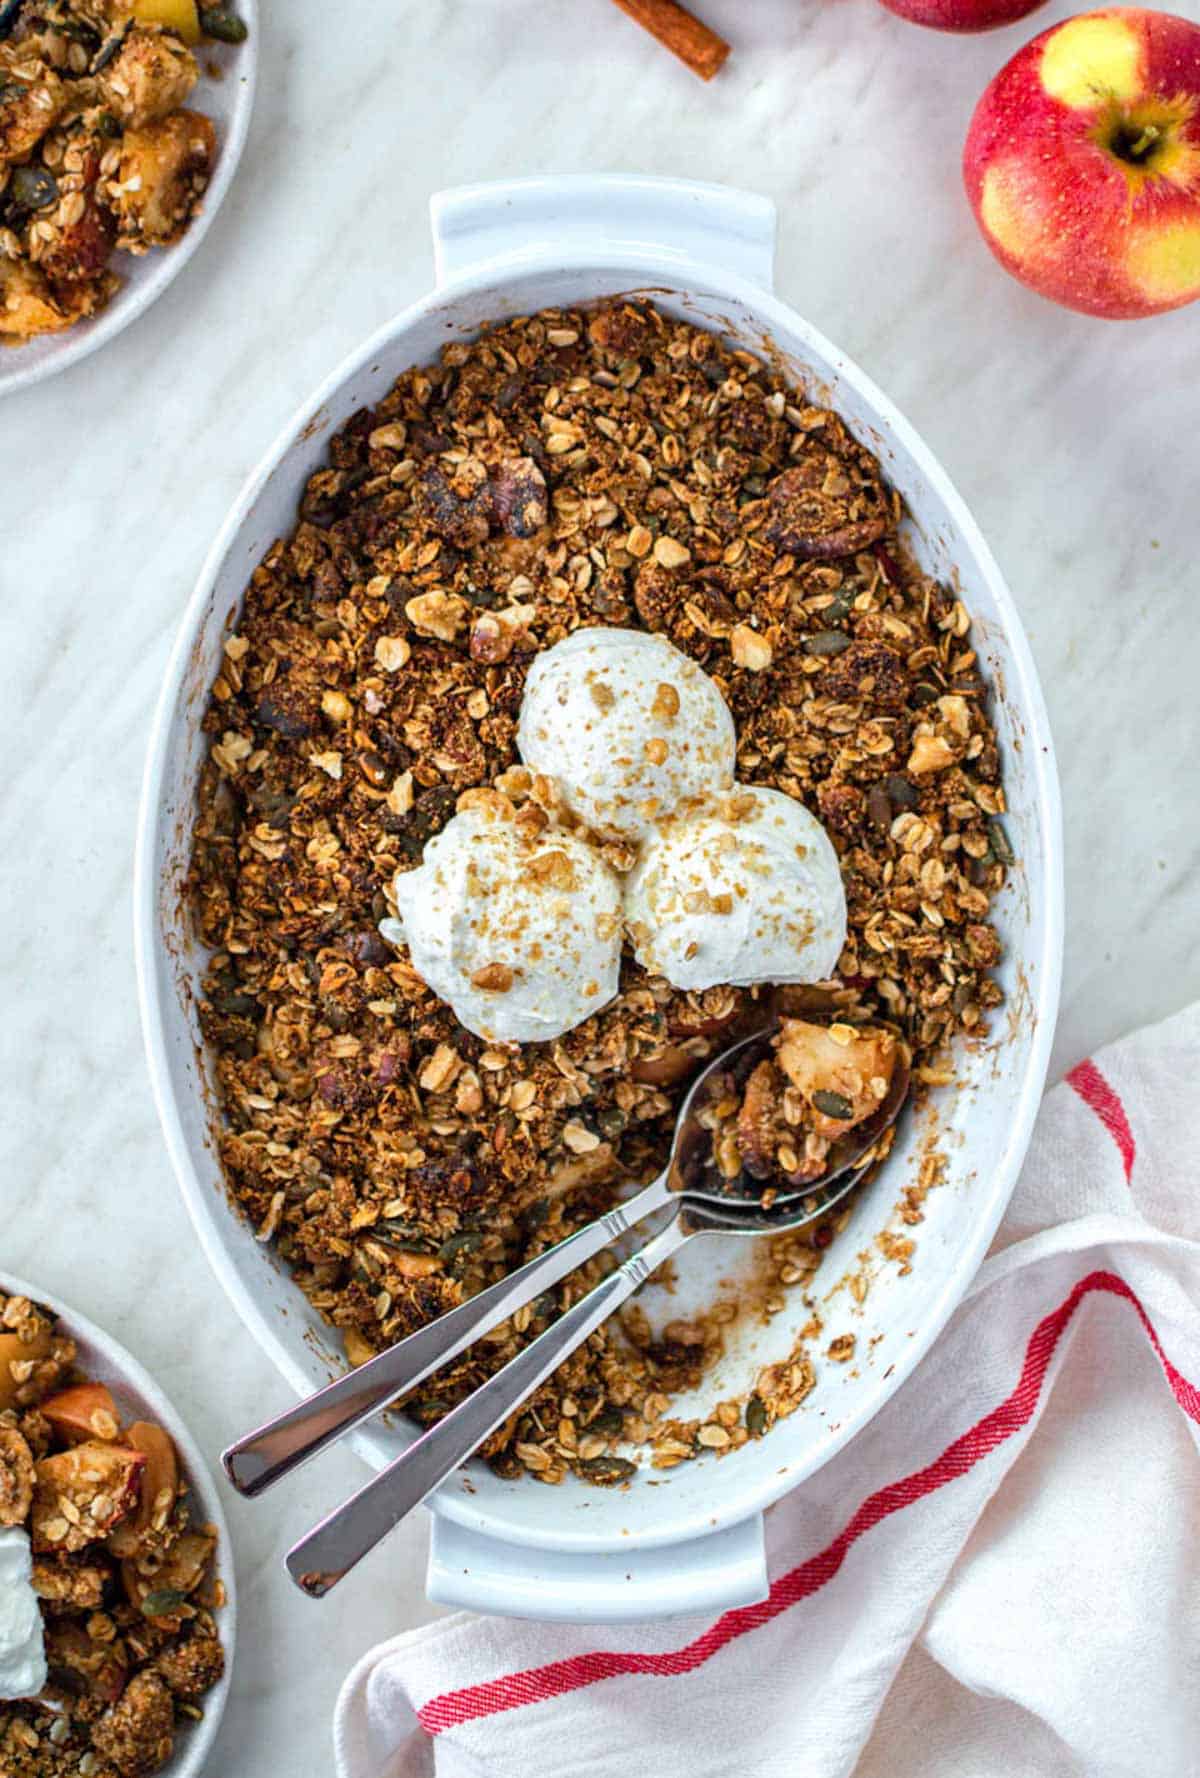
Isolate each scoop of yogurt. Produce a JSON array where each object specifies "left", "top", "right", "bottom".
[
  {"left": 0, "top": 1526, "right": 46, "bottom": 1701},
  {"left": 624, "top": 785, "right": 847, "bottom": 992},
  {"left": 380, "top": 797, "right": 623, "bottom": 1044},
  {"left": 516, "top": 628, "right": 736, "bottom": 842}
]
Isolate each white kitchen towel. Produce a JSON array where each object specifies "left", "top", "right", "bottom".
[{"left": 333, "top": 1003, "right": 1200, "bottom": 1778}]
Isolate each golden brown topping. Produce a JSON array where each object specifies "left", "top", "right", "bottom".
[
  {"left": 0, "top": 1426, "right": 35, "bottom": 1526},
  {"left": 729, "top": 623, "right": 773, "bottom": 672},
  {"left": 92, "top": 1670, "right": 175, "bottom": 1778},
  {"left": 469, "top": 963, "right": 516, "bottom": 994},
  {"left": 154, "top": 1632, "right": 225, "bottom": 1700},
  {"left": 32, "top": 1441, "right": 145, "bottom": 1554},
  {"left": 907, "top": 732, "right": 957, "bottom": 775},
  {"left": 405, "top": 589, "right": 471, "bottom": 642},
  {"left": 652, "top": 535, "right": 691, "bottom": 569}
]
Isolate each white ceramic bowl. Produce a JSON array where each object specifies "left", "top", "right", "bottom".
[
  {"left": 0, "top": 1, "right": 256, "bottom": 399},
  {"left": 135, "top": 176, "right": 1063, "bottom": 1624},
  {"left": 0, "top": 1268, "right": 236, "bottom": 1777}
]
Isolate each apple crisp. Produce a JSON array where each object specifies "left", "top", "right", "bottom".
[
  {"left": 189, "top": 298, "right": 1011, "bottom": 1482},
  {"left": 697, "top": 1016, "right": 905, "bottom": 1201},
  {"left": 0, "top": 1293, "right": 225, "bottom": 1777},
  {"left": 0, "top": 0, "right": 247, "bottom": 346}
]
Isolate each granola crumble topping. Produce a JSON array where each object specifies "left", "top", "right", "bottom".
[{"left": 189, "top": 299, "right": 1010, "bottom": 1484}]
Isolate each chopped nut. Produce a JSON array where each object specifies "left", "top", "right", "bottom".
[
  {"left": 652, "top": 535, "right": 691, "bottom": 569},
  {"left": 419, "top": 1044, "right": 462, "bottom": 1091},
  {"left": 374, "top": 635, "right": 411, "bottom": 673},
  {"left": 907, "top": 732, "right": 956, "bottom": 775},
  {"left": 561, "top": 1121, "right": 601, "bottom": 1154},
  {"left": 387, "top": 771, "right": 414, "bottom": 816},
  {"left": 470, "top": 962, "right": 516, "bottom": 994},
  {"left": 730, "top": 624, "right": 773, "bottom": 672},
  {"left": 321, "top": 689, "right": 352, "bottom": 723},
  {"left": 406, "top": 590, "right": 470, "bottom": 642}
]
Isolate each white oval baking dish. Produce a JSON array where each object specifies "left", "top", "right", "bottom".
[
  {"left": 135, "top": 176, "right": 1063, "bottom": 1625},
  {"left": 0, "top": 1269, "right": 236, "bottom": 1777}
]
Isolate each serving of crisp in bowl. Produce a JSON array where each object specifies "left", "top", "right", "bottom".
[
  {"left": 0, "top": 1270, "right": 234, "bottom": 1776},
  {"left": 136, "top": 177, "right": 1062, "bottom": 1622}
]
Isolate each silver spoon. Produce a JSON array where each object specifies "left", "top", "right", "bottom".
[
  {"left": 276, "top": 1023, "right": 910, "bottom": 1598},
  {"left": 224, "top": 1014, "right": 899, "bottom": 1499}
]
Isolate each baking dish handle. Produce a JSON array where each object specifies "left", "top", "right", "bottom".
[
  {"left": 426, "top": 1510, "right": 767, "bottom": 1623},
  {"left": 430, "top": 176, "right": 776, "bottom": 293}
]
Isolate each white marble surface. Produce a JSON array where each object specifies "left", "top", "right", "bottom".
[{"left": 2, "top": 0, "right": 1199, "bottom": 1770}]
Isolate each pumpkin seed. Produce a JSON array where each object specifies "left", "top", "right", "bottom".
[
  {"left": 199, "top": 5, "right": 248, "bottom": 41},
  {"left": 408, "top": 1397, "right": 449, "bottom": 1421},
  {"left": 812, "top": 1089, "right": 855, "bottom": 1120},
  {"left": 95, "top": 108, "right": 121, "bottom": 137},
  {"left": 804, "top": 629, "right": 852, "bottom": 657},
  {"left": 912, "top": 682, "right": 940, "bottom": 708},
  {"left": 587, "top": 1406, "right": 626, "bottom": 1438},
  {"left": 0, "top": 79, "right": 27, "bottom": 103},
  {"left": 438, "top": 1231, "right": 484, "bottom": 1266},
  {"left": 822, "top": 589, "right": 856, "bottom": 624},
  {"left": 0, "top": 0, "right": 23, "bottom": 42},
  {"left": 90, "top": 32, "right": 124, "bottom": 72},
  {"left": 988, "top": 820, "right": 1015, "bottom": 866},
  {"left": 579, "top": 1455, "right": 637, "bottom": 1485},
  {"left": 10, "top": 165, "right": 58, "bottom": 210},
  {"left": 141, "top": 1588, "right": 186, "bottom": 1618},
  {"left": 375, "top": 1219, "right": 425, "bottom": 1243},
  {"left": 745, "top": 1394, "right": 768, "bottom": 1437}
]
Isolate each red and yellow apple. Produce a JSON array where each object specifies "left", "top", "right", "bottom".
[
  {"left": 879, "top": 0, "right": 1047, "bottom": 36},
  {"left": 964, "top": 8, "right": 1200, "bottom": 316}
]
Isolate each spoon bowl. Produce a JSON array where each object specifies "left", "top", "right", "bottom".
[{"left": 669, "top": 1022, "right": 912, "bottom": 1231}]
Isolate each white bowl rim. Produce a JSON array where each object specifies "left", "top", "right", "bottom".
[
  {"left": 0, "top": 1266, "right": 237, "bottom": 1777},
  {"left": 134, "top": 239, "right": 1064, "bottom": 1557},
  {"left": 0, "top": 0, "right": 258, "bottom": 400}
]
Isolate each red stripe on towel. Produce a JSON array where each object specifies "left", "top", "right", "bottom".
[
  {"left": 1067, "top": 1059, "right": 1136, "bottom": 1181},
  {"left": 418, "top": 1269, "right": 1196, "bottom": 1734}
]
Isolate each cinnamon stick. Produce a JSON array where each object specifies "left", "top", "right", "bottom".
[{"left": 608, "top": 0, "right": 731, "bottom": 81}]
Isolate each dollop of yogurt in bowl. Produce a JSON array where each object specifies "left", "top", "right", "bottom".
[
  {"left": 380, "top": 794, "right": 623, "bottom": 1044},
  {"left": 0, "top": 1526, "right": 46, "bottom": 1701},
  {"left": 624, "top": 785, "right": 847, "bottom": 992},
  {"left": 516, "top": 627, "right": 736, "bottom": 842}
]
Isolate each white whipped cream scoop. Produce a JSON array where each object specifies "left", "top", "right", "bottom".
[{"left": 625, "top": 784, "right": 847, "bottom": 993}]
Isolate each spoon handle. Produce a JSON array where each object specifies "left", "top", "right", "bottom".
[
  {"left": 224, "top": 1169, "right": 674, "bottom": 1498},
  {"left": 285, "top": 1211, "right": 693, "bottom": 1597}
]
